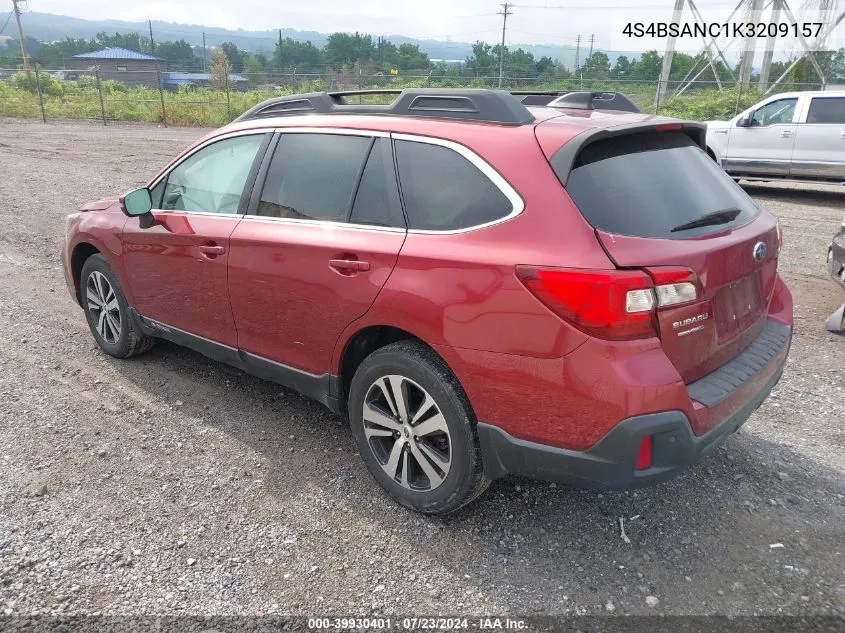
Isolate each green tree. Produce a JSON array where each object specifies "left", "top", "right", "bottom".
[
  {"left": 95, "top": 31, "right": 151, "bottom": 53},
  {"left": 243, "top": 54, "right": 267, "bottom": 84},
  {"left": 630, "top": 50, "right": 662, "bottom": 80},
  {"left": 208, "top": 48, "right": 230, "bottom": 90},
  {"left": 393, "top": 43, "right": 430, "bottom": 72},
  {"left": 220, "top": 42, "right": 244, "bottom": 73},
  {"left": 323, "top": 32, "right": 376, "bottom": 68},
  {"left": 507, "top": 48, "right": 537, "bottom": 78},
  {"left": 27, "top": 36, "right": 93, "bottom": 67},
  {"left": 272, "top": 38, "right": 323, "bottom": 71},
  {"left": 465, "top": 41, "right": 497, "bottom": 76},
  {"left": 156, "top": 40, "right": 199, "bottom": 71},
  {"left": 611, "top": 54, "right": 632, "bottom": 79},
  {"left": 535, "top": 55, "right": 556, "bottom": 76},
  {"left": 581, "top": 51, "right": 611, "bottom": 78}
]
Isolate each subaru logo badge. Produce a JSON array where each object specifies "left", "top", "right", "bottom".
[{"left": 753, "top": 241, "right": 767, "bottom": 262}]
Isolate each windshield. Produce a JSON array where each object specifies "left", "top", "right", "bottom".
[{"left": 554, "top": 131, "right": 759, "bottom": 239}]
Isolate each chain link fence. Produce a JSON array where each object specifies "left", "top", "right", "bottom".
[{"left": 0, "top": 65, "right": 829, "bottom": 127}]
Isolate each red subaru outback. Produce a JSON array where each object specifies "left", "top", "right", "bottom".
[{"left": 61, "top": 89, "right": 792, "bottom": 514}]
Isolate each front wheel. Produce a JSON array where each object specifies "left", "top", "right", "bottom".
[
  {"left": 80, "top": 254, "right": 153, "bottom": 358},
  {"left": 348, "top": 341, "right": 489, "bottom": 514}
]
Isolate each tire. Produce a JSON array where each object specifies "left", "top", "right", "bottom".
[
  {"left": 348, "top": 340, "right": 489, "bottom": 514},
  {"left": 80, "top": 254, "right": 153, "bottom": 359}
]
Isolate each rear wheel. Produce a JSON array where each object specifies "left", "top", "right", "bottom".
[
  {"left": 348, "top": 341, "right": 489, "bottom": 514},
  {"left": 80, "top": 254, "right": 153, "bottom": 358}
]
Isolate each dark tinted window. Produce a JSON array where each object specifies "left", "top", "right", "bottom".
[
  {"left": 807, "top": 97, "right": 845, "bottom": 123},
  {"left": 395, "top": 140, "right": 513, "bottom": 231},
  {"left": 256, "top": 133, "right": 370, "bottom": 221},
  {"left": 558, "top": 131, "right": 759, "bottom": 239},
  {"left": 350, "top": 139, "right": 404, "bottom": 228}
]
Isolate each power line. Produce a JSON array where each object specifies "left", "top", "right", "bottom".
[{"left": 0, "top": 10, "right": 13, "bottom": 34}]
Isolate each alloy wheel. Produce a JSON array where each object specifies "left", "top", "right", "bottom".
[
  {"left": 362, "top": 375, "right": 452, "bottom": 491},
  {"left": 86, "top": 271, "right": 122, "bottom": 344}
]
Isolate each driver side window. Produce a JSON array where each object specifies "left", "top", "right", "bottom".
[
  {"left": 751, "top": 98, "right": 798, "bottom": 127},
  {"left": 157, "top": 134, "right": 265, "bottom": 214}
]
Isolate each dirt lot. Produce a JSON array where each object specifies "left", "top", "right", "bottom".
[{"left": 0, "top": 119, "right": 843, "bottom": 619}]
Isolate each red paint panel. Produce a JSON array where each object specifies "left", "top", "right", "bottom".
[{"left": 120, "top": 212, "right": 241, "bottom": 346}]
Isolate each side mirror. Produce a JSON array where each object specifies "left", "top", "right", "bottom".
[
  {"left": 120, "top": 187, "right": 153, "bottom": 217},
  {"left": 737, "top": 116, "right": 752, "bottom": 128}
]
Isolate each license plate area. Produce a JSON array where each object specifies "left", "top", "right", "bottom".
[{"left": 712, "top": 272, "right": 763, "bottom": 342}]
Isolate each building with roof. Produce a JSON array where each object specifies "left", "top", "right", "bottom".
[
  {"left": 161, "top": 72, "right": 249, "bottom": 92},
  {"left": 71, "top": 47, "right": 166, "bottom": 87}
]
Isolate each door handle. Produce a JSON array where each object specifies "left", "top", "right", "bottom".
[
  {"left": 329, "top": 259, "right": 371, "bottom": 273},
  {"left": 781, "top": 130, "right": 793, "bottom": 138},
  {"left": 198, "top": 244, "right": 226, "bottom": 257},
  {"left": 840, "top": 131, "right": 845, "bottom": 139}
]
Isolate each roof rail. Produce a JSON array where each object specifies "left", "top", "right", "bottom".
[
  {"left": 546, "top": 91, "right": 641, "bottom": 113},
  {"left": 234, "top": 88, "right": 535, "bottom": 125}
]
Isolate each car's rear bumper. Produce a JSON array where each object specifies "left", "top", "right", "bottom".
[{"left": 477, "top": 321, "right": 791, "bottom": 490}]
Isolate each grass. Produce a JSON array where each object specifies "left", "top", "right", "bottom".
[{"left": 0, "top": 74, "right": 770, "bottom": 126}]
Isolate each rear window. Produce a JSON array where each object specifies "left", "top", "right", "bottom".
[
  {"left": 556, "top": 131, "right": 759, "bottom": 239},
  {"left": 807, "top": 97, "right": 845, "bottom": 123}
]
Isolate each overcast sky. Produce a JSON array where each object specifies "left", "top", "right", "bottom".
[{"left": 23, "top": 1, "right": 844, "bottom": 54}]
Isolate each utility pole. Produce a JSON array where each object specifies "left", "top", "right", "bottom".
[
  {"left": 655, "top": 0, "right": 686, "bottom": 107},
  {"left": 758, "top": 0, "right": 782, "bottom": 91},
  {"left": 588, "top": 34, "right": 595, "bottom": 60},
  {"left": 738, "top": 0, "right": 763, "bottom": 88},
  {"left": 148, "top": 19, "right": 155, "bottom": 54},
  {"left": 497, "top": 2, "right": 512, "bottom": 88},
  {"left": 12, "top": 0, "right": 30, "bottom": 71},
  {"left": 202, "top": 32, "right": 207, "bottom": 72},
  {"left": 574, "top": 34, "right": 581, "bottom": 70},
  {"left": 278, "top": 29, "right": 283, "bottom": 70}
]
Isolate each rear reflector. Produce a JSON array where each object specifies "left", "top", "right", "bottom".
[
  {"left": 635, "top": 436, "right": 653, "bottom": 470},
  {"left": 515, "top": 266, "right": 657, "bottom": 340}
]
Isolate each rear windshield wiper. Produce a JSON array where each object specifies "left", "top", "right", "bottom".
[{"left": 670, "top": 207, "right": 742, "bottom": 233}]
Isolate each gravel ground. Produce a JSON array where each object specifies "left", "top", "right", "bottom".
[{"left": 0, "top": 118, "right": 843, "bottom": 619}]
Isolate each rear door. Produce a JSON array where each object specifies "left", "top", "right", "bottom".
[
  {"left": 790, "top": 95, "right": 845, "bottom": 180},
  {"left": 227, "top": 131, "right": 406, "bottom": 375},
  {"left": 724, "top": 96, "right": 799, "bottom": 176},
  {"left": 549, "top": 129, "right": 779, "bottom": 383}
]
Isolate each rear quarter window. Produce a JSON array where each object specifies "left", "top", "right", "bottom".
[
  {"left": 395, "top": 139, "right": 516, "bottom": 231},
  {"left": 556, "top": 131, "right": 759, "bottom": 239}
]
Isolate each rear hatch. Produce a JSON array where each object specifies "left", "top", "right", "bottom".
[{"left": 543, "top": 125, "right": 779, "bottom": 384}]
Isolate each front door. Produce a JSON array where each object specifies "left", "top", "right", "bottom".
[
  {"left": 228, "top": 132, "right": 406, "bottom": 375},
  {"left": 790, "top": 95, "right": 845, "bottom": 180},
  {"left": 122, "top": 132, "right": 269, "bottom": 346},
  {"left": 725, "top": 96, "right": 799, "bottom": 176}
]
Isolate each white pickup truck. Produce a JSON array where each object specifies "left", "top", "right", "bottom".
[{"left": 705, "top": 90, "right": 845, "bottom": 184}]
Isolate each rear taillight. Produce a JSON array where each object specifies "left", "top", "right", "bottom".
[
  {"left": 515, "top": 266, "right": 657, "bottom": 340},
  {"left": 644, "top": 267, "right": 700, "bottom": 308},
  {"left": 516, "top": 265, "right": 700, "bottom": 341}
]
